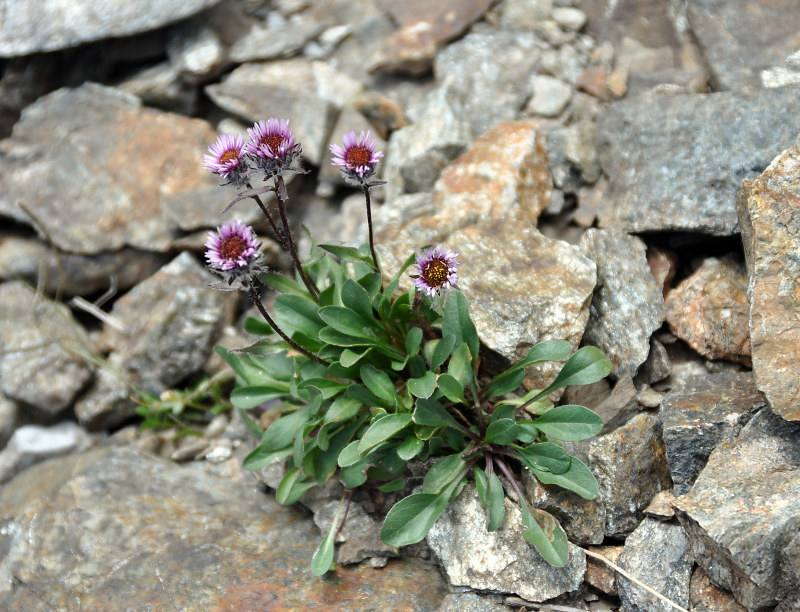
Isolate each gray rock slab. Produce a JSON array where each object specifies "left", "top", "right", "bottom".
[
  {"left": 0, "top": 281, "right": 93, "bottom": 415},
  {"left": 659, "top": 371, "right": 764, "bottom": 495},
  {"left": 673, "top": 408, "right": 800, "bottom": 610},
  {"left": 437, "top": 592, "right": 509, "bottom": 612},
  {"left": 434, "top": 28, "right": 545, "bottom": 141},
  {"left": 427, "top": 484, "right": 586, "bottom": 602},
  {"left": 580, "top": 228, "right": 665, "bottom": 379},
  {"left": 547, "top": 121, "right": 601, "bottom": 193},
  {"left": 0, "top": 236, "right": 167, "bottom": 296},
  {"left": 0, "top": 0, "right": 220, "bottom": 57},
  {"left": 597, "top": 87, "right": 800, "bottom": 236},
  {"left": 229, "top": 19, "right": 325, "bottom": 62},
  {"left": 313, "top": 499, "right": 396, "bottom": 565},
  {"left": 586, "top": 413, "right": 672, "bottom": 537},
  {"left": 737, "top": 143, "right": 800, "bottom": 421},
  {"left": 0, "top": 446, "right": 449, "bottom": 610},
  {"left": 0, "top": 83, "right": 228, "bottom": 254},
  {"left": 204, "top": 59, "right": 337, "bottom": 166},
  {"left": 686, "top": 0, "right": 800, "bottom": 91},
  {"left": 618, "top": 518, "right": 693, "bottom": 612},
  {"left": 0, "top": 422, "right": 96, "bottom": 483}
]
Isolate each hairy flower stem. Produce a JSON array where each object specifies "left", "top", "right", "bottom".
[
  {"left": 494, "top": 456, "right": 530, "bottom": 510},
  {"left": 362, "top": 185, "right": 380, "bottom": 272},
  {"left": 274, "top": 175, "right": 320, "bottom": 301},
  {"left": 245, "top": 182, "right": 288, "bottom": 252},
  {"left": 247, "top": 286, "right": 329, "bottom": 366},
  {"left": 334, "top": 492, "right": 353, "bottom": 541}
]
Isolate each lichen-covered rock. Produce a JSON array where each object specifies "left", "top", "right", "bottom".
[
  {"left": 427, "top": 484, "right": 586, "bottom": 602},
  {"left": 580, "top": 228, "right": 665, "bottom": 379},
  {"left": 665, "top": 258, "right": 751, "bottom": 365},
  {"left": 737, "top": 143, "right": 800, "bottom": 421},
  {"left": 673, "top": 408, "right": 800, "bottom": 610}
]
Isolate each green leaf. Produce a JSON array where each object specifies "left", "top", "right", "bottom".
[
  {"left": 516, "top": 340, "right": 572, "bottom": 368},
  {"left": 357, "top": 413, "right": 413, "bottom": 454},
  {"left": 396, "top": 436, "right": 425, "bottom": 460},
  {"left": 360, "top": 365, "right": 397, "bottom": 406},
  {"left": 276, "top": 467, "right": 317, "bottom": 505},
  {"left": 299, "top": 378, "right": 347, "bottom": 399},
  {"left": 358, "top": 272, "right": 383, "bottom": 299},
  {"left": 324, "top": 396, "right": 362, "bottom": 424},
  {"left": 340, "top": 461, "right": 368, "bottom": 488},
  {"left": 230, "top": 384, "right": 290, "bottom": 409},
  {"left": 447, "top": 343, "right": 473, "bottom": 387},
  {"left": 260, "top": 405, "right": 312, "bottom": 453},
  {"left": 316, "top": 418, "right": 365, "bottom": 483},
  {"left": 437, "top": 373, "right": 466, "bottom": 404},
  {"left": 319, "top": 306, "right": 378, "bottom": 339},
  {"left": 380, "top": 481, "right": 460, "bottom": 547},
  {"left": 442, "top": 291, "right": 479, "bottom": 367},
  {"left": 243, "top": 315, "right": 273, "bottom": 336},
  {"left": 318, "top": 327, "right": 373, "bottom": 347},
  {"left": 338, "top": 440, "right": 364, "bottom": 467},
  {"left": 263, "top": 272, "right": 307, "bottom": 297},
  {"left": 339, "top": 348, "right": 370, "bottom": 368},
  {"left": 379, "top": 478, "right": 406, "bottom": 492},
  {"left": 273, "top": 294, "right": 325, "bottom": 337},
  {"left": 519, "top": 505, "right": 568, "bottom": 566},
  {"left": 405, "top": 327, "right": 423, "bottom": 356},
  {"left": 484, "top": 418, "right": 519, "bottom": 445},
  {"left": 530, "top": 405, "right": 602, "bottom": 441},
  {"left": 515, "top": 442, "right": 571, "bottom": 475},
  {"left": 311, "top": 497, "right": 344, "bottom": 575},
  {"left": 413, "top": 398, "right": 460, "bottom": 429},
  {"left": 342, "top": 279, "right": 376, "bottom": 322},
  {"left": 423, "top": 454, "right": 466, "bottom": 494},
  {"left": 484, "top": 369, "right": 526, "bottom": 398},
  {"left": 242, "top": 446, "right": 291, "bottom": 471},
  {"left": 486, "top": 469, "right": 506, "bottom": 531},
  {"left": 408, "top": 371, "right": 437, "bottom": 399},
  {"left": 532, "top": 346, "right": 613, "bottom": 402},
  {"left": 376, "top": 252, "right": 417, "bottom": 316},
  {"left": 430, "top": 334, "right": 457, "bottom": 371},
  {"left": 529, "top": 455, "right": 599, "bottom": 499},
  {"left": 491, "top": 404, "right": 517, "bottom": 422},
  {"left": 318, "top": 243, "right": 375, "bottom": 267}
]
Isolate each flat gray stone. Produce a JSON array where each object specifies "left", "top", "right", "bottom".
[
  {"left": 659, "top": 371, "right": 764, "bottom": 495},
  {"left": 580, "top": 228, "right": 665, "bottom": 379},
  {"left": 0, "top": 0, "right": 220, "bottom": 57},
  {"left": 427, "top": 484, "right": 586, "bottom": 602},
  {"left": 597, "top": 87, "right": 800, "bottom": 236},
  {"left": 618, "top": 518, "right": 693, "bottom": 612},
  {"left": 0, "top": 281, "right": 93, "bottom": 415},
  {"left": 0, "top": 446, "right": 449, "bottom": 610},
  {"left": 673, "top": 408, "right": 800, "bottom": 610}
]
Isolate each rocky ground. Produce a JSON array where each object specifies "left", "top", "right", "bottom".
[{"left": 0, "top": 0, "right": 799, "bottom": 610}]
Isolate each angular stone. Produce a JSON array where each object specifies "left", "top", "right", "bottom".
[
  {"left": 665, "top": 258, "right": 751, "bottom": 366},
  {"left": 116, "top": 61, "right": 198, "bottom": 116},
  {"left": 587, "top": 413, "right": 672, "bottom": 537},
  {"left": 370, "top": 0, "right": 494, "bottom": 75},
  {"left": 780, "top": 531, "right": 800, "bottom": 612},
  {"left": 434, "top": 28, "right": 545, "bottom": 140},
  {"left": 689, "top": 566, "right": 747, "bottom": 612},
  {"left": 313, "top": 499, "right": 396, "bottom": 565},
  {"left": 737, "top": 144, "right": 800, "bottom": 420},
  {"left": 686, "top": 0, "right": 800, "bottom": 92},
  {"left": 660, "top": 372, "right": 763, "bottom": 495},
  {"left": 0, "top": 83, "right": 225, "bottom": 254},
  {"left": 644, "top": 489, "right": 677, "bottom": 520},
  {"left": 547, "top": 121, "right": 601, "bottom": 193},
  {"left": 593, "top": 375, "right": 641, "bottom": 434},
  {"left": 0, "top": 0, "right": 220, "bottom": 57},
  {"left": 585, "top": 545, "right": 623, "bottom": 595},
  {"left": 437, "top": 592, "right": 509, "bottom": 612},
  {"left": 228, "top": 19, "right": 325, "bottom": 62},
  {"left": 637, "top": 338, "right": 671, "bottom": 385},
  {"left": 73, "top": 353, "right": 135, "bottom": 430},
  {"left": 580, "top": 0, "right": 707, "bottom": 94},
  {"left": 0, "top": 447, "right": 448, "bottom": 610},
  {"left": 427, "top": 484, "right": 586, "bottom": 602},
  {"left": 0, "top": 281, "right": 93, "bottom": 415},
  {"left": 673, "top": 408, "right": 800, "bottom": 610},
  {"left": 0, "top": 236, "right": 167, "bottom": 296},
  {"left": 580, "top": 228, "right": 666, "bottom": 379},
  {"left": 205, "top": 59, "right": 337, "bottom": 165},
  {"left": 597, "top": 87, "right": 800, "bottom": 236},
  {"left": 617, "top": 518, "right": 693, "bottom": 612},
  {"left": 526, "top": 75, "right": 573, "bottom": 118}
]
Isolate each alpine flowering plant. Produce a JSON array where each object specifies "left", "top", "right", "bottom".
[{"left": 200, "top": 119, "right": 613, "bottom": 575}]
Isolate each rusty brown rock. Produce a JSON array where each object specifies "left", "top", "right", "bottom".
[
  {"left": 737, "top": 144, "right": 800, "bottom": 421},
  {"left": 585, "top": 545, "right": 623, "bottom": 595},
  {"left": 689, "top": 566, "right": 747, "bottom": 612},
  {"left": 646, "top": 246, "right": 677, "bottom": 296},
  {"left": 665, "top": 258, "right": 751, "bottom": 366},
  {"left": 370, "top": 0, "right": 495, "bottom": 75}
]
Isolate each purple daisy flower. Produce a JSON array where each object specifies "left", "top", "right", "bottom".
[
  {"left": 205, "top": 220, "right": 263, "bottom": 286},
  {"left": 244, "top": 118, "right": 300, "bottom": 176},
  {"left": 411, "top": 247, "right": 459, "bottom": 297},
  {"left": 330, "top": 130, "right": 384, "bottom": 182},
  {"left": 203, "top": 133, "right": 248, "bottom": 182}
]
